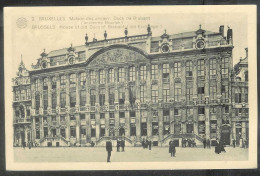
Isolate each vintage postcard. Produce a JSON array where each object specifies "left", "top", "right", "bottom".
[{"left": 4, "top": 6, "right": 257, "bottom": 170}]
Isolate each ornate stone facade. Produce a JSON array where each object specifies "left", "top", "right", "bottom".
[{"left": 12, "top": 25, "right": 247, "bottom": 147}]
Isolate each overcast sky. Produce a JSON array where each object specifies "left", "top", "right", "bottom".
[{"left": 8, "top": 6, "right": 248, "bottom": 77}]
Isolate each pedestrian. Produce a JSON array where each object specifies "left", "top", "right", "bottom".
[
  {"left": 28, "top": 141, "right": 31, "bottom": 149},
  {"left": 148, "top": 139, "right": 152, "bottom": 150},
  {"left": 207, "top": 139, "right": 211, "bottom": 149},
  {"left": 215, "top": 139, "right": 220, "bottom": 154},
  {"left": 117, "top": 139, "right": 120, "bottom": 152},
  {"left": 203, "top": 138, "right": 206, "bottom": 149},
  {"left": 106, "top": 139, "right": 112, "bottom": 162},
  {"left": 181, "top": 138, "right": 184, "bottom": 147},
  {"left": 169, "top": 140, "right": 176, "bottom": 157},
  {"left": 142, "top": 138, "right": 145, "bottom": 149},
  {"left": 121, "top": 139, "right": 125, "bottom": 152},
  {"left": 22, "top": 141, "right": 26, "bottom": 149},
  {"left": 219, "top": 139, "right": 226, "bottom": 153},
  {"left": 232, "top": 139, "right": 236, "bottom": 148},
  {"left": 145, "top": 139, "right": 149, "bottom": 149}
]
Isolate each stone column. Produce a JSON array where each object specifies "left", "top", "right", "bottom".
[
  {"left": 104, "top": 68, "right": 110, "bottom": 137},
  {"left": 47, "top": 76, "right": 52, "bottom": 110},
  {"left": 95, "top": 113, "right": 100, "bottom": 140},
  {"left": 216, "top": 56, "right": 222, "bottom": 99},
  {"left": 146, "top": 63, "right": 152, "bottom": 139},
  {"left": 232, "top": 121, "right": 236, "bottom": 140},
  {"left": 65, "top": 74, "right": 70, "bottom": 140},
  {"left": 85, "top": 70, "right": 91, "bottom": 142},
  {"left": 158, "top": 110, "right": 163, "bottom": 141},
  {"left": 158, "top": 63, "right": 163, "bottom": 101},
  {"left": 105, "top": 112, "right": 109, "bottom": 136},
  {"left": 56, "top": 74, "right": 60, "bottom": 108},
  {"left": 170, "top": 108, "right": 174, "bottom": 134},
  {"left": 241, "top": 121, "right": 246, "bottom": 139},
  {"left": 76, "top": 72, "right": 80, "bottom": 107},
  {"left": 192, "top": 59, "right": 198, "bottom": 100},
  {"left": 204, "top": 58, "right": 209, "bottom": 97},
  {"left": 216, "top": 106, "right": 222, "bottom": 139},
  {"left": 31, "top": 78, "right": 36, "bottom": 109},
  {"left": 193, "top": 107, "right": 198, "bottom": 135},
  {"left": 182, "top": 108, "right": 186, "bottom": 133},
  {"left": 136, "top": 110, "right": 141, "bottom": 142},
  {"left": 76, "top": 114, "right": 80, "bottom": 142},
  {"left": 205, "top": 106, "right": 210, "bottom": 139},
  {"left": 135, "top": 64, "right": 141, "bottom": 142},
  {"left": 114, "top": 67, "right": 119, "bottom": 136}
]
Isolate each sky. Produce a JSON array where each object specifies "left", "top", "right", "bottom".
[{"left": 8, "top": 6, "right": 248, "bottom": 77}]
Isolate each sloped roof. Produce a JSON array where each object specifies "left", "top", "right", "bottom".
[{"left": 47, "top": 45, "right": 86, "bottom": 57}]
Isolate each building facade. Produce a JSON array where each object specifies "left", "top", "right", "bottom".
[{"left": 13, "top": 25, "right": 247, "bottom": 147}]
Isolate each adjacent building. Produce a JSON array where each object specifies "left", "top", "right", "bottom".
[{"left": 12, "top": 25, "right": 248, "bottom": 147}]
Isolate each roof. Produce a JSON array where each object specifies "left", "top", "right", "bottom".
[{"left": 47, "top": 45, "right": 86, "bottom": 57}]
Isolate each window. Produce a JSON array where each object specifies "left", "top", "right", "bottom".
[
  {"left": 70, "top": 91, "right": 76, "bottom": 107},
  {"left": 186, "top": 61, "right": 193, "bottom": 77},
  {"left": 99, "top": 89, "right": 105, "bottom": 106},
  {"left": 141, "top": 123, "right": 147, "bottom": 136},
  {"left": 109, "top": 88, "right": 114, "bottom": 105},
  {"left": 163, "top": 63, "right": 169, "bottom": 79},
  {"left": 80, "top": 114, "right": 85, "bottom": 120},
  {"left": 60, "top": 116, "right": 65, "bottom": 122},
  {"left": 90, "top": 70, "right": 96, "bottom": 84},
  {"left": 60, "top": 92, "right": 66, "bottom": 108},
  {"left": 52, "top": 92, "right": 57, "bottom": 109},
  {"left": 36, "top": 130, "right": 40, "bottom": 139},
  {"left": 80, "top": 72, "right": 86, "bottom": 86},
  {"left": 35, "top": 117, "right": 40, "bottom": 123},
  {"left": 70, "top": 126, "right": 76, "bottom": 138},
  {"left": 197, "top": 59, "right": 205, "bottom": 77},
  {"left": 198, "top": 107, "right": 205, "bottom": 115},
  {"left": 119, "top": 87, "right": 125, "bottom": 105},
  {"left": 129, "top": 86, "right": 136, "bottom": 106},
  {"left": 80, "top": 90, "right": 86, "bottom": 106},
  {"left": 174, "top": 62, "right": 181, "bottom": 78},
  {"left": 70, "top": 115, "right": 76, "bottom": 120},
  {"left": 152, "top": 122, "right": 159, "bottom": 136},
  {"left": 222, "top": 85, "right": 229, "bottom": 99},
  {"left": 118, "top": 67, "right": 125, "bottom": 82},
  {"left": 210, "top": 120, "right": 217, "bottom": 138},
  {"left": 90, "top": 89, "right": 96, "bottom": 106},
  {"left": 78, "top": 51, "right": 86, "bottom": 61},
  {"left": 91, "top": 128, "right": 96, "bottom": 137},
  {"left": 198, "top": 121, "right": 205, "bottom": 134},
  {"left": 198, "top": 81, "right": 205, "bottom": 101},
  {"left": 35, "top": 79, "right": 40, "bottom": 91},
  {"left": 151, "top": 64, "right": 158, "bottom": 79},
  {"left": 245, "top": 88, "right": 248, "bottom": 103},
  {"left": 90, "top": 114, "right": 95, "bottom": 120},
  {"left": 186, "top": 108, "right": 193, "bottom": 119},
  {"left": 35, "top": 94, "right": 40, "bottom": 110},
  {"left": 174, "top": 108, "right": 179, "bottom": 116},
  {"left": 99, "top": 70, "right": 105, "bottom": 84},
  {"left": 224, "top": 106, "right": 229, "bottom": 113},
  {"left": 44, "top": 127, "right": 48, "bottom": 137},
  {"left": 109, "top": 113, "right": 114, "bottom": 119},
  {"left": 52, "top": 116, "right": 56, "bottom": 122},
  {"left": 163, "top": 88, "right": 170, "bottom": 102},
  {"left": 209, "top": 58, "right": 217, "bottom": 79},
  {"left": 119, "top": 112, "right": 125, "bottom": 118},
  {"left": 140, "top": 85, "right": 145, "bottom": 103},
  {"left": 80, "top": 126, "right": 86, "bottom": 136},
  {"left": 221, "top": 58, "right": 229, "bottom": 78},
  {"left": 186, "top": 87, "right": 193, "bottom": 101},
  {"left": 151, "top": 85, "right": 158, "bottom": 103},
  {"left": 51, "top": 76, "right": 56, "bottom": 89},
  {"left": 15, "top": 90, "right": 19, "bottom": 101},
  {"left": 26, "top": 106, "right": 30, "bottom": 116},
  {"left": 108, "top": 68, "right": 114, "bottom": 83},
  {"left": 43, "top": 90, "right": 48, "bottom": 110},
  {"left": 235, "top": 108, "right": 242, "bottom": 116},
  {"left": 26, "top": 89, "right": 31, "bottom": 99},
  {"left": 235, "top": 88, "right": 241, "bottom": 103},
  {"left": 130, "top": 111, "right": 136, "bottom": 117},
  {"left": 130, "top": 124, "right": 136, "bottom": 136},
  {"left": 140, "top": 65, "right": 147, "bottom": 80},
  {"left": 21, "top": 89, "right": 26, "bottom": 100},
  {"left": 209, "top": 85, "right": 217, "bottom": 100},
  {"left": 61, "top": 128, "right": 66, "bottom": 138},
  {"left": 211, "top": 107, "right": 217, "bottom": 114},
  {"left": 60, "top": 75, "right": 66, "bottom": 89},
  {"left": 174, "top": 83, "right": 181, "bottom": 102},
  {"left": 43, "top": 78, "right": 48, "bottom": 90},
  {"left": 245, "top": 71, "right": 248, "bottom": 82},
  {"left": 129, "top": 66, "right": 135, "bottom": 81},
  {"left": 163, "top": 122, "right": 170, "bottom": 135},
  {"left": 69, "top": 74, "right": 76, "bottom": 88},
  {"left": 100, "top": 113, "right": 105, "bottom": 119}
]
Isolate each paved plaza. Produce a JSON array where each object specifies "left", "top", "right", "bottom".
[{"left": 14, "top": 146, "right": 248, "bottom": 162}]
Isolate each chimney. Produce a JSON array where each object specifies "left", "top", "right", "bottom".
[
  {"left": 245, "top": 48, "right": 248, "bottom": 58},
  {"left": 219, "top": 25, "right": 224, "bottom": 37},
  {"left": 227, "top": 26, "right": 233, "bottom": 44}
]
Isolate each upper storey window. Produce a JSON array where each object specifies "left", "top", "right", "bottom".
[
  {"left": 174, "top": 62, "right": 181, "bottom": 78},
  {"left": 90, "top": 70, "right": 96, "bottom": 84},
  {"left": 35, "top": 78, "right": 40, "bottom": 91},
  {"left": 51, "top": 76, "right": 56, "bottom": 89},
  {"left": 151, "top": 64, "right": 158, "bottom": 79},
  {"left": 108, "top": 68, "right": 114, "bottom": 83},
  {"left": 197, "top": 59, "right": 205, "bottom": 77},
  {"left": 43, "top": 78, "right": 48, "bottom": 90},
  {"left": 15, "top": 90, "right": 19, "bottom": 101},
  {"left": 140, "top": 65, "right": 147, "bottom": 80},
  {"left": 186, "top": 61, "right": 193, "bottom": 77},
  {"left": 244, "top": 71, "right": 248, "bottom": 82},
  {"left": 209, "top": 58, "right": 217, "bottom": 79},
  {"left": 78, "top": 51, "right": 86, "bottom": 62},
  {"left": 60, "top": 75, "right": 66, "bottom": 89},
  {"left": 118, "top": 67, "right": 125, "bottom": 82},
  {"left": 129, "top": 66, "right": 135, "bottom": 81},
  {"left": 99, "top": 70, "right": 105, "bottom": 84},
  {"left": 70, "top": 74, "right": 76, "bottom": 88},
  {"left": 151, "top": 41, "right": 159, "bottom": 53},
  {"left": 80, "top": 72, "right": 86, "bottom": 86},
  {"left": 163, "top": 64, "right": 169, "bottom": 79},
  {"left": 221, "top": 58, "right": 229, "bottom": 78}
]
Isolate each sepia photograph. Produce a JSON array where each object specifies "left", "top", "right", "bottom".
[{"left": 4, "top": 5, "right": 257, "bottom": 170}]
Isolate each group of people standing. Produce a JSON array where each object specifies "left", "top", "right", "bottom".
[
  {"left": 232, "top": 138, "right": 248, "bottom": 148},
  {"left": 116, "top": 138, "right": 125, "bottom": 152},
  {"left": 142, "top": 138, "right": 152, "bottom": 150},
  {"left": 181, "top": 138, "right": 197, "bottom": 147},
  {"left": 214, "top": 138, "right": 226, "bottom": 154},
  {"left": 203, "top": 138, "right": 211, "bottom": 149},
  {"left": 22, "top": 141, "right": 36, "bottom": 149}
]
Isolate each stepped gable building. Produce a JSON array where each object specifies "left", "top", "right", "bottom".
[
  {"left": 13, "top": 24, "right": 239, "bottom": 147},
  {"left": 231, "top": 48, "right": 249, "bottom": 145}
]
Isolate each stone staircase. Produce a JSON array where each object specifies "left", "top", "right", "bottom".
[
  {"left": 161, "top": 133, "right": 204, "bottom": 146},
  {"left": 96, "top": 136, "right": 133, "bottom": 146},
  {"left": 39, "top": 136, "right": 69, "bottom": 147}
]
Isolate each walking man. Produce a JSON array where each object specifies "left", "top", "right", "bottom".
[
  {"left": 207, "top": 139, "right": 211, "bottom": 149},
  {"left": 148, "top": 139, "right": 152, "bottom": 150},
  {"left": 106, "top": 139, "right": 112, "bottom": 162},
  {"left": 203, "top": 138, "right": 206, "bottom": 149},
  {"left": 232, "top": 139, "right": 236, "bottom": 148},
  {"left": 117, "top": 139, "right": 120, "bottom": 152},
  {"left": 121, "top": 139, "right": 125, "bottom": 152}
]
